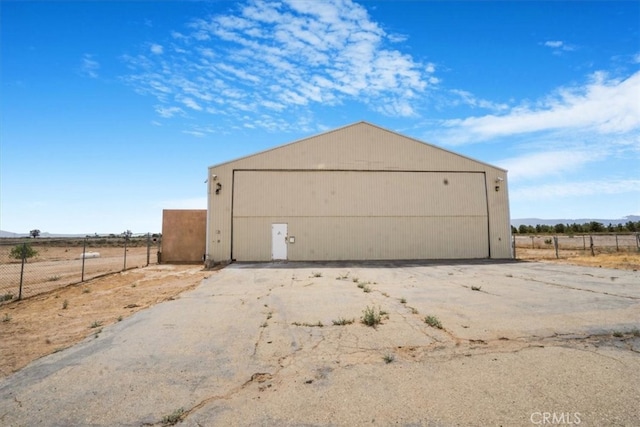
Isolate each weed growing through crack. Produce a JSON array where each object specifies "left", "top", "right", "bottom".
[
  {"left": 424, "top": 315, "right": 443, "bottom": 329},
  {"left": 2, "top": 313, "right": 11, "bottom": 322},
  {"left": 352, "top": 277, "right": 359, "bottom": 283},
  {"left": 117, "top": 315, "right": 123, "bottom": 322},
  {"left": 409, "top": 307, "right": 419, "bottom": 314},
  {"left": 357, "top": 283, "right": 365, "bottom": 289},
  {"left": 162, "top": 408, "right": 185, "bottom": 425},
  {"left": 47, "top": 275, "right": 61, "bottom": 282},
  {"left": 312, "top": 272, "right": 322, "bottom": 278},
  {"left": 362, "top": 285, "right": 372, "bottom": 293},
  {"left": 361, "top": 306, "right": 382, "bottom": 327},
  {"left": 632, "top": 328, "right": 640, "bottom": 337},
  {"left": 613, "top": 331, "right": 624, "bottom": 338},
  {"left": 261, "top": 321, "right": 268, "bottom": 328},
  {"left": 332, "top": 317, "right": 355, "bottom": 326},
  {"left": 1, "top": 293, "right": 13, "bottom": 302},
  {"left": 131, "top": 283, "right": 137, "bottom": 288},
  {"left": 292, "top": 321, "right": 324, "bottom": 327},
  {"left": 90, "top": 321, "right": 103, "bottom": 329},
  {"left": 383, "top": 354, "right": 395, "bottom": 364},
  {"left": 62, "top": 300, "right": 69, "bottom": 309},
  {"left": 471, "top": 285, "right": 482, "bottom": 291},
  {"left": 336, "top": 273, "right": 349, "bottom": 280},
  {"left": 82, "top": 288, "right": 90, "bottom": 294},
  {"left": 400, "top": 297, "right": 407, "bottom": 304}
]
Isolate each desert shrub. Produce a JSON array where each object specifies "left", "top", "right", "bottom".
[
  {"left": 361, "top": 306, "right": 382, "bottom": 327},
  {"left": 424, "top": 315, "right": 443, "bottom": 329},
  {"left": 9, "top": 244, "right": 38, "bottom": 261}
]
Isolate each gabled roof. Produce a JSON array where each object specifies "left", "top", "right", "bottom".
[{"left": 209, "top": 121, "right": 507, "bottom": 173}]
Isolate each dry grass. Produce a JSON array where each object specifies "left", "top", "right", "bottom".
[
  {"left": 0, "top": 265, "right": 209, "bottom": 378},
  {"left": 516, "top": 248, "right": 640, "bottom": 271}
]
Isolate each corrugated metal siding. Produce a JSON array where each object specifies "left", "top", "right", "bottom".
[
  {"left": 233, "top": 216, "right": 488, "bottom": 261},
  {"left": 207, "top": 122, "right": 512, "bottom": 263},
  {"left": 234, "top": 171, "right": 487, "bottom": 217},
  {"left": 232, "top": 171, "right": 489, "bottom": 261}
]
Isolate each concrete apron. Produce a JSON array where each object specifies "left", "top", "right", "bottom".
[{"left": 1, "top": 261, "right": 639, "bottom": 426}]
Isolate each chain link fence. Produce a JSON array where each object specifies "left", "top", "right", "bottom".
[
  {"left": 0, "top": 234, "right": 161, "bottom": 303},
  {"left": 513, "top": 233, "right": 640, "bottom": 258}
]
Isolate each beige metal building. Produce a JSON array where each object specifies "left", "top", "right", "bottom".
[{"left": 206, "top": 122, "right": 512, "bottom": 264}]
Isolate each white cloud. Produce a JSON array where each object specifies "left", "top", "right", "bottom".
[
  {"left": 438, "top": 70, "right": 640, "bottom": 144},
  {"left": 179, "top": 97, "right": 203, "bottom": 111},
  {"left": 155, "top": 105, "right": 184, "bottom": 118},
  {"left": 497, "top": 150, "right": 601, "bottom": 181},
  {"left": 544, "top": 41, "right": 563, "bottom": 48},
  {"left": 182, "top": 130, "right": 205, "bottom": 137},
  {"left": 150, "top": 43, "right": 164, "bottom": 54},
  {"left": 449, "top": 89, "right": 509, "bottom": 112},
  {"left": 80, "top": 54, "right": 99, "bottom": 78},
  {"left": 123, "top": 0, "right": 434, "bottom": 130},
  {"left": 543, "top": 40, "right": 576, "bottom": 55},
  {"left": 388, "top": 33, "right": 408, "bottom": 43},
  {"left": 511, "top": 179, "right": 640, "bottom": 200}
]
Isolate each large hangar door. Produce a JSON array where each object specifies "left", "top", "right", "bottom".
[{"left": 232, "top": 171, "right": 489, "bottom": 261}]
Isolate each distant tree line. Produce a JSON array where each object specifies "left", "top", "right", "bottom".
[{"left": 511, "top": 221, "right": 640, "bottom": 234}]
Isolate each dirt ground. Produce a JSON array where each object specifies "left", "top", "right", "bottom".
[
  {"left": 0, "top": 251, "right": 637, "bottom": 380},
  {"left": 516, "top": 247, "right": 640, "bottom": 270},
  {"left": 0, "top": 264, "right": 210, "bottom": 377}
]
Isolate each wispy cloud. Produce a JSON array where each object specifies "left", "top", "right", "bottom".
[
  {"left": 449, "top": 89, "right": 509, "bottom": 112},
  {"left": 511, "top": 179, "right": 640, "bottom": 200},
  {"left": 150, "top": 43, "right": 164, "bottom": 54},
  {"left": 437, "top": 70, "right": 640, "bottom": 145},
  {"left": 542, "top": 40, "right": 576, "bottom": 55},
  {"left": 122, "top": 0, "right": 433, "bottom": 132},
  {"left": 80, "top": 54, "right": 100, "bottom": 78},
  {"left": 497, "top": 150, "right": 602, "bottom": 181}
]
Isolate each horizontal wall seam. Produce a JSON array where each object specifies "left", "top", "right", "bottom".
[{"left": 232, "top": 215, "right": 489, "bottom": 219}]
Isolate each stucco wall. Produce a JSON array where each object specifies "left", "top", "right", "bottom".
[{"left": 161, "top": 209, "right": 206, "bottom": 263}]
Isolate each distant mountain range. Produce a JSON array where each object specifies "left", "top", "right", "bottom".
[
  {"left": 510, "top": 215, "right": 640, "bottom": 227},
  {"left": 2, "top": 215, "right": 638, "bottom": 238}
]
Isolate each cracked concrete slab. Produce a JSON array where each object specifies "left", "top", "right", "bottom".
[{"left": 1, "top": 260, "right": 639, "bottom": 426}]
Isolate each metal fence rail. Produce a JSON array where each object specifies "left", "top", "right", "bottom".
[
  {"left": 513, "top": 233, "right": 640, "bottom": 258},
  {"left": 0, "top": 234, "right": 160, "bottom": 303}
]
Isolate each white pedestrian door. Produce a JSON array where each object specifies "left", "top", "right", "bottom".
[{"left": 271, "top": 224, "right": 288, "bottom": 260}]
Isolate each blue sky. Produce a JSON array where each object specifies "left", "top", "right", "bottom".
[{"left": 1, "top": 0, "right": 639, "bottom": 234}]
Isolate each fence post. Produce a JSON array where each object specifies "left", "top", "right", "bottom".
[
  {"left": 123, "top": 234, "right": 128, "bottom": 271},
  {"left": 18, "top": 243, "right": 27, "bottom": 300},
  {"left": 81, "top": 237, "right": 87, "bottom": 282},
  {"left": 590, "top": 235, "right": 595, "bottom": 256},
  {"left": 636, "top": 233, "right": 640, "bottom": 251},
  {"left": 512, "top": 235, "right": 516, "bottom": 259},
  {"left": 553, "top": 236, "right": 559, "bottom": 259},
  {"left": 615, "top": 234, "right": 619, "bottom": 252},
  {"left": 146, "top": 233, "right": 151, "bottom": 266},
  {"left": 530, "top": 236, "right": 534, "bottom": 249},
  {"left": 582, "top": 235, "right": 586, "bottom": 251}
]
